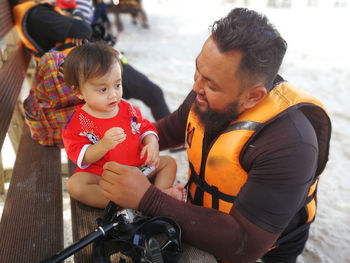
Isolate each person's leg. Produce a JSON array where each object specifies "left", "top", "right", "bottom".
[
  {"left": 163, "top": 183, "right": 186, "bottom": 201},
  {"left": 148, "top": 156, "right": 186, "bottom": 201},
  {"left": 67, "top": 17, "right": 93, "bottom": 39},
  {"left": 259, "top": 226, "right": 310, "bottom": 263},
  {"left": 66, "top": 171, "right": 109, "bottom": 208},
  {"left": 151, "top": 156, "right": 177, "bottom": 189},
  {"left": 131, "top": 12, "right": 138, "bottom": 25},
  {"left": 122, "top": 63, "right": 171, "bottom": 120}
]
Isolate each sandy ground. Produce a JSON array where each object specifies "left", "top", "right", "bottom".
[{"left": 1, "top": 0, "right": 350, "bottom": 262}]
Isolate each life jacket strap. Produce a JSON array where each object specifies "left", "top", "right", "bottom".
[
  {"left": 53, "top": 42, "right": 76, "bottom": 52},
  {"left": 23, "top": 45, "right": 44, "bottom": 58},
  {"left": 187, "top": 162, "right": 236, "bottom": 209}
]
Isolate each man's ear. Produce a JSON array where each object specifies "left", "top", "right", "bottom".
[{"left": 241, "top": 85, "right": 267, "bottom": 110}]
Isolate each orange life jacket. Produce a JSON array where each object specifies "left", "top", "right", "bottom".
[
  {"left": 185, "top": 80, "right": 331, "bottom": 248},
  {"left": 12, "top": 1, "right": 75, "bottom": 60}
]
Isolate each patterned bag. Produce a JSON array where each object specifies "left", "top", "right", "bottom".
[{"left": 23, "top": 51, "right": 83, "bottom": 147}]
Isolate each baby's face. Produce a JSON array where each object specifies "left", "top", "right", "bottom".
[{"left": 78, "top": 62, "right": 122, "bottom": 118}]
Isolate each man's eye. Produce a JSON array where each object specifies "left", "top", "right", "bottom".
[{"left": 208, "top": 85, "right": 215, "bottom": 91}]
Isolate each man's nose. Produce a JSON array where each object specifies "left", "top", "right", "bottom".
[{"left": 193, "top": 75, "right": 205, "bottom": 94}]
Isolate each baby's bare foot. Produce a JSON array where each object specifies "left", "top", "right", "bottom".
[{"left": 163, "top": 182, "right": 186, "bottom": 201}]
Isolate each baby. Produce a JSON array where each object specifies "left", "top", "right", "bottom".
[{"left": 62, "top": 42, "right": 184, "bottom": 208}]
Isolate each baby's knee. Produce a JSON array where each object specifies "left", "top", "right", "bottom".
[
  {"left": 66, "top": 176, "right": 74, "bottom": 193},
  {"left": 66, "top": 175, "right": 85, "bottom": 198},
  {"left": 160, "top": 155, "right": 177, "bottom": 169}
]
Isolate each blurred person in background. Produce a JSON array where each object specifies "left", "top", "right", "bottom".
[{"left": 12, "top": 0, "right": 92, "bottom": 58}]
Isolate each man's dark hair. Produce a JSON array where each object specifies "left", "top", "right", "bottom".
[
  {"left": 64, "top": 42, "right": 121, "bottom": 88},
  {"left": 211, "top": 8, "right": 287, "bottom": 91}
]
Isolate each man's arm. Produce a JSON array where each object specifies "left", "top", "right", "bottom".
[
  {"left": 139, "top": 185, "right": 280, "bottom": 262},
  {"left": 155, "top": 91, "right": 195, "bottom": 150},
  {"left": 100, "top": 162, "right": 279, "bottom": 263},
  {"left": 236, "top": 109, "right": 318, "bottom": 233}
]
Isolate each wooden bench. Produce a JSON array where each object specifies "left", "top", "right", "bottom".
[{"left": 0, "top": 0, "right": 216, "bottom": 262}]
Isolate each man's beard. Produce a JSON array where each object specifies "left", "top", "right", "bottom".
[{"left": 193, "top": 100, "right": 240, "bottom": 136}]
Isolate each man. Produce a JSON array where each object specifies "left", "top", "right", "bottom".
[{"left": 99, "top": 8, "right": 331, "bottom": 262}]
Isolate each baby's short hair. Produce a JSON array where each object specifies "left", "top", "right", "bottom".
[{"left": 63, "top": 42, "right": 122, "bottom": 88}]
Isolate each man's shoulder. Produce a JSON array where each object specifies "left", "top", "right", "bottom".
[
  {"left": 242, "top": 109, "right": 318, "bottom": 169},
  {"left": 254, "top": 109, "right": 317, "bottom": 145},
  {"left": 258, "top": 109, "right": 317, "bottom": 147}
]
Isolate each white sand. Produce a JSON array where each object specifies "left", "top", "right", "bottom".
[{"left": 1, "top": 0, "right": 350, "bottom": 262}]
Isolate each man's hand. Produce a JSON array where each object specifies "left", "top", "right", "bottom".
[
  {"left": 101, "top": 127, "right": 126, "bottom": 150},
  {"left": 100, "top": 162, "right": 151, "bottom": 209}
]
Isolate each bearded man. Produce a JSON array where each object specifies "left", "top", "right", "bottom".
[{"left": 99, "top": 8, "right": 331, "bottom": 263}]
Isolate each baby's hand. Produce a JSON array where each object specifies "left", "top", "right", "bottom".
[
  {"left": 101, "top": 127, "right": 126, "bottom": 150},
  {"left": 140, "top": 141, "right": 160, "bottom": 167},
  {"left": 71, "top": 38, "right": 85, "bottom": 46}
]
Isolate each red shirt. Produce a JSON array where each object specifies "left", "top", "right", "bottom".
[{"left": 62, "top": 100, "right": 157, "bottom": 175}]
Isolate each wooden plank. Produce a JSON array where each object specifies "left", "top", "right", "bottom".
[
  {"left": 70, "top": 200, "right": 105, "bottom": 262},
  {"left": 0, "top": 153, "right": 5, "bottom": 194},
  {"left": 180, "top": 244, "right": 217, "bottom": 263},
  {"left": 68, "top": 160, "right": 104, "bottom": 262},
  {"left": 0, "top": 0, "right": 13, "bottom": 40},
  {"left": 0, "top": 125, "right": 64, "bottom": 262},
  {"left": 7, "top": 101, "right": 24, "bottom": 153},
  {"left": 0, "top": 42, "right": 30, "bottom": 150}
]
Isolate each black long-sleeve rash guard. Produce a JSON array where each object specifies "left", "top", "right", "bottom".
[{"left": 139, "top": 91, "right": 318, "bottom": 262}]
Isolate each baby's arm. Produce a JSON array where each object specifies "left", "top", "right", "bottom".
[
  {"left": 140, "top": 134, "right": 160, "bottom": 167},
  {"left": 83, "top": 127, "right": 126, "bottom": 165}
]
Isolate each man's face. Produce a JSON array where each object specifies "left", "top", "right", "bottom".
[
  {"left": 193, "top": 99, "right": 239, "bottom": 135},
  {"left": 193, "top": 37, "right": 244, "bottom": 132}
]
